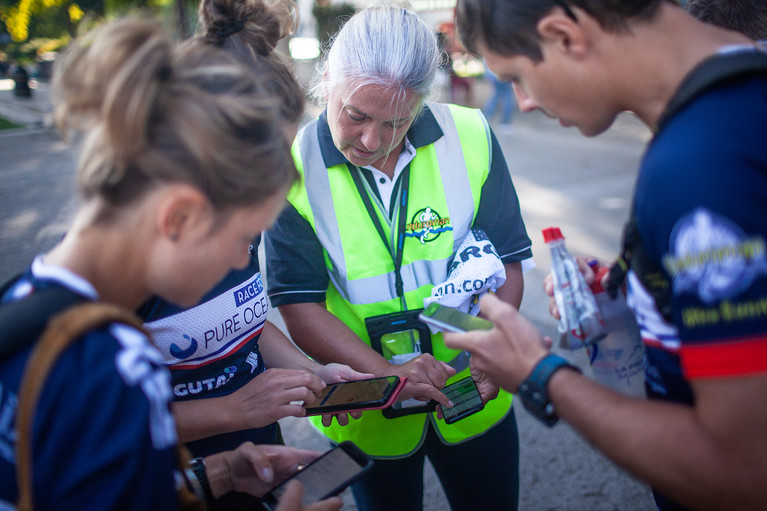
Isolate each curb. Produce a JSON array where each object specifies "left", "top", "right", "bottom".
[{"left": 0, "top": 79, "right": 53, "bottom": 130}]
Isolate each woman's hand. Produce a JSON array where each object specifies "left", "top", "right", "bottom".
[
  {"left": 470, "top": 364, "right": 500, "bottom": 404},
  {"left": 275, "top": 480, "right": 343, "bottom": 511},
  {"left": 205, "top": 443, "right": 324, "bottom": 498},
  {"left": 389, "top": 353, "right": 456, "bottom": 409},
  {"left": 222, "top": 368, "right": 326, "bottom": 427},
  {"left": 315, "top": 364, "right": 375, "bottom": 427}
]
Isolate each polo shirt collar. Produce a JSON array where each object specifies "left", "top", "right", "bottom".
[{"left": 316, "top": 103, "right": 444, "bottom": 168}]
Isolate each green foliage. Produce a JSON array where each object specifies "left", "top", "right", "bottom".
[
  {"left": 0, "top": 115, "right": 23, "bottom": 130},
  {"left": 0, "top": 0, "right": 194, "bottom": 63}
]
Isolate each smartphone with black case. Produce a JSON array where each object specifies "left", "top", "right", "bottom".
[
  {"left": 261, "top": 441, "right": 373, "bottom": 510},
  {"left": 304, "top": 376, "right": 405, "bottom": 415},
  {"left": 441, "top": 376, "right": 484, "bottom": 424},
  {"left": 419, "top": 302, "right": 493, "bottom": 333}
]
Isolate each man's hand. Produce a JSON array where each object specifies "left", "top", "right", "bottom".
[{"left": 443, "top": 294, "right": 549, "bottom": 392}]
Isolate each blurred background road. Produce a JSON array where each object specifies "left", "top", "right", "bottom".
[{"left": 0, "top": 74, "right": 657, "bottom": 510}]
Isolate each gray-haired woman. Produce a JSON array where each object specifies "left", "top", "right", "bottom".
[{"left": 265, "top": 3, "right": 532, "bottom": 509}]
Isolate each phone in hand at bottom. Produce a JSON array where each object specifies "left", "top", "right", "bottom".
[
  {"left": 261, "top": 441, "right": 373, "bottom": 510},
  {"left": 419, "top": 302, "right": 493, "bottom": 333},
  {"left": 441, "top": 376, "right": 484, "bottom": 424}
]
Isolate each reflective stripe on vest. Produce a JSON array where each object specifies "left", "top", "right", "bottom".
[{"left": 290, "top": 102, "right": 512, "bottom": 457}]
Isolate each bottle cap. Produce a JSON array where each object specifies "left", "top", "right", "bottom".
[{"left": 542, "top": 227, "right": 564, "bottom": 243}]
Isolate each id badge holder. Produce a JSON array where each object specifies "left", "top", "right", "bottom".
[{"left": 365, "top": 310, "right": 437, "bottom": 419}]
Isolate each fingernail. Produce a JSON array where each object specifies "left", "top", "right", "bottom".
[{"left": 261, "top": 467, "right": 273, "bottom": 482}]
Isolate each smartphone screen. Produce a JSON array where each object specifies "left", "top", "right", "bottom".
[
  {"left": 419, "top": 303, "right": 493, "bottom": 333},
  {"left": 263, "top": 442, "right": 372, "bottom": 509},
  {"left": 304, "top": 376, "right": 402, "bottom": 415},
  {"left": 441, "top": 376, "right": 484, "bottom": 424}
]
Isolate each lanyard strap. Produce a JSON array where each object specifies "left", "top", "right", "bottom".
[{"left": 347, "top": 163, "right": 411, "bottom": 305}]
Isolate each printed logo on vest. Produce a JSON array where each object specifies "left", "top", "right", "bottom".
[{"left": 405, "top": 207, "right": 452, "bottom": 244}]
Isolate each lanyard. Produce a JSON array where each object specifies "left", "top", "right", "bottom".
[{"left": 347, "top": 163, "right": 411, "bottom": 309}]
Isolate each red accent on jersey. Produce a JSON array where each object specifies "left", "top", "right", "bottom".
[{"left": 680, "top": 335, "right": 767, "bottom": 379}]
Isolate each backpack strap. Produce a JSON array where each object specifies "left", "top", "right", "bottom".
[
  {"left": 607, "top": 219, "right": 673, "bottom": 323},
  {"left": 657, "top": 47, "right": 767, "bottom": 131},
  {"left": 14, "top": 302, "right": 205, "bottom": 511},
  {"left": 0, "top": 280, "right": 86, "bottom": 360}
]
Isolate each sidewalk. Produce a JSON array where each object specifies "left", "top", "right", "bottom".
[{"left": 0, "top": 78, "right": 53, "bottom": 130}]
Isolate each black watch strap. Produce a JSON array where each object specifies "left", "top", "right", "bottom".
[
  {"left": 517, "top": 354, "right": 581, "bottom": 427},
  {"left": 187, "top": 456, "right": 214, "bottom": 508}
]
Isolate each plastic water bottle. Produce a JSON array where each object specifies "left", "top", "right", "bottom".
[
  {"left": 543, "top": 227, "right": 606, "bottom": 349},
  {"left": 585, "top": 267, "right": 646, "bottom": 398}
]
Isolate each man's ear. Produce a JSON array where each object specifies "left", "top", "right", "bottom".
[
  {"left": 537, "top": 12, "right": 588, "bottom": 58},
  {"left": 155, "top": 185, "right": 211, "bottom": 243}
]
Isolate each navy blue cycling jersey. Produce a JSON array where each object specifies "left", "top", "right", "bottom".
[
  {"left": 139, "top": 240, "right": 278, "bottom": 458},
  {"left": 629, "top": 60, "right": 767, "bottom": 404},
  {"left": 0, "top": 257, "right": 179, "bottom": 510}
]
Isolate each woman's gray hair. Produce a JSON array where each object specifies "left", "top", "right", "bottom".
[{"left": 310, "top": 2, "right": 439, "bottom": 112}]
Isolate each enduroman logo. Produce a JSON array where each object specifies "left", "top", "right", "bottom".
[
  {"left": 405, "top": 207, "right": 452, "bottom": 244},
  {"left": 663, "top": 208, "right": 767, "bottom": 303}
]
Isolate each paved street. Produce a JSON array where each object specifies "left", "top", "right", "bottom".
[{"left": 0, "top": 77, "right": 657, "bottom": 510}]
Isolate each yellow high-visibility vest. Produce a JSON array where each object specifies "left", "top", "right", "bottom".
[{"left": 288, "top": 102, "right": 512, "bottom": 458}]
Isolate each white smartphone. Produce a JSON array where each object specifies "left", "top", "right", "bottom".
[{"left": 418, "top": 302, "right": 493, "bottom": 333}]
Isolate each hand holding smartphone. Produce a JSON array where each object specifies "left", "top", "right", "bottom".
[
  {"left": 261, "top": 441, "right": 372, "bottom": 510},
  {"left": 304, "top": 376, "right": 406, "bottom": 415},
  {"left": 419, "top": 303, "right": 493, "bottom": 333},
  {"left": 440, "top": 376, "right": 484, "bottom": 424}
]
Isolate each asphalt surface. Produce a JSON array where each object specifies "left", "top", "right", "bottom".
[{"left": 0, "top": 76, "right": 658, "bottom": 510}]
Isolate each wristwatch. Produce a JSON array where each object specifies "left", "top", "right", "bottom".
[
  {"left": 516, "top": 354, "right": 581, "bottom": 427},
  {"left": 187, "top": 456, "right": 214, "bottom": 507}
]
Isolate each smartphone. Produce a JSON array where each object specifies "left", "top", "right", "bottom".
[
  {"left": 304, "top": 375, "right": 406, "bottom": 415},
  {"left": 419, "top": 302, "right": 494, "bottom": 333},
  {"left": 261, "top": 441, "right": 373, "bottom": 510},
  {"left": 441, "top": 376, "right": 484, "bottom": 424}
]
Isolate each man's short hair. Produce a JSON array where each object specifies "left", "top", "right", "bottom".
[{"left": 455, "top": 0, "right": 670, "bottom": 63}]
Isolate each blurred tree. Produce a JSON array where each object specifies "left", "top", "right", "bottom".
[{"left": 0, "top": 0, "right": 195, "bottom": 61}]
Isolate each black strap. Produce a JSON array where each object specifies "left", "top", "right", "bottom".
[
  {"left": 0, "top": 279, "right": 87, "bottom": 361},
  {"left": 347, "top": 163, "right": 411, "bottom": 303},
  {"left": 657, "top": 47, "right": 767, "bottom": 132},
  {"left": 607, "top": 219, "right": 673, "bottom": 322}
]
